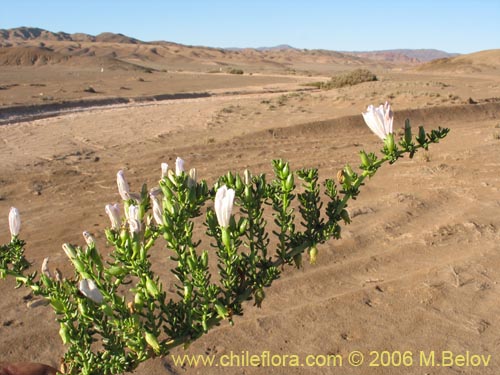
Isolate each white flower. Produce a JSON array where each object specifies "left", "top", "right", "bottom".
[
  {"left": 105, "top": 203, "right": 121, "bottom": 229},
  {"left": 128, "top": 204, "right": 141, "bottom": 235},
  {"left": 9, "top": 207, "right": 21, "bottom": 237},
  {"left": 175, "top": 157, "right": 185, "bottom": 176},
  {"left": 150, "top": 195, "right": 164, "bottom": 226},
  {"left": 161, "top": 163, "right": 169, "bottom": 178},
  {"left": 116, "top": 170, "right": 130, "bottom": 200},
  {"left": 214, "top": 185, "right": 235, "bottom": 228},
  {"left": 362, "top": 101, "right": 394, "bottom": 140},
  {"left": 82, "top": 231, "right": 95, "bottom": 246},
  {"left": 79, "top": 279, "right": 104, "bottom": 304}
]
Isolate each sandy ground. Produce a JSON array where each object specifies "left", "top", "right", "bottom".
[{"left": 0, "top": 68, "right": 500, "bottom": 374}]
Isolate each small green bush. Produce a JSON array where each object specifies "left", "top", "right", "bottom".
[
  {"left": 228, "top": 68, "right": 244, "bottom": 75},
  {"left": 317, "top": 69, "right": 378, "bottom": 90}
]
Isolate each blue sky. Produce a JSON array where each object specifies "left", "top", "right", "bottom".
[{"left": 1, "top": 1, "right": 498, "bottom": 53}]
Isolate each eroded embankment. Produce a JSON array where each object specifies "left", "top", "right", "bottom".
[
  {"left": 0, "top": 87, "right": 315, "bottom": 126},
  {"left": 244, "top": 101, "right": 500, "bottom": 141},
  {"left": 0, "top": 92, "right": 212, "bottom": 125}
]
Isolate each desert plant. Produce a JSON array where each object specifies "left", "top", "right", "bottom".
[
  {"left": 318, "top": 69, "right": 378, "bottom": 90},
  {"left": 228, "top": 68, "right": 244, "bottom": 75},
  {"left": 1, "top": 103, "right": 449, "bottom": 375},
  {"left": 303, "top": 69, "right": 377, "bottom": 90},
  {"left": 84, "top": 86, "right": 97, "bottom": 94}
]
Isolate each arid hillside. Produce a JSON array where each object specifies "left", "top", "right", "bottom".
[{"left": 417, "top": 49, "right": 500, "bottom": 74}]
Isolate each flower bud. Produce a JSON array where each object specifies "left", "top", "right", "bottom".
[
  {"left": 79, "top": 279, "right": 104, "bottom": 304},
  {"left": 105, "top": 203, "right": 121, "bottom": 230},
  {"left": 145, "top": 332, "right": 161, "bottom": 353},
  {"left": 62, "top": 243, "right": 77, "bottom": 260},
  {"left": 59, "top": 324, "right": 71, "bottom": 345},
  {"left": 418, "top": 126, "right": 427, "bottom": 145},
  {"left": 235, "top": 173, "right": 243, "bottom": 191},
  {"left": 344, "top": 164, "right": 355, "bottom": 178},
  {"left": 359, "top": 151, "right": 370, "bottom": 168},
  {"left": 187, "top": 257, "right": 196, "bottom": 271},
  {"left": 8, "top": 207, "right": 21, "bottom": 237},
  {"left": 106, "top": 265, "right": 127, "bottom": 277},
  {"left": 72, "top": 258, "right": 87, "bottom": 275},
  {"left": 285, "top": 173, "right": 294, "bottom": 190},
  {"left": 200, "top": 250, "right": 209, "bottom": 269},
  {"left": 183, "top": 283, "right": 193, "bottom": 302},
  {"left": 282, "top": 162, "right": 290, "bottom": 177},
  {"left": 175, "top": 157, "right": 185, "bottom": 176},
  {"left": 167, "top": 168, "right": 176, "bottom": 184},
  {"left": 161, "top": 162, "right": 169, "bottom": 178},
  {"left": 244, "top": 169, "right": 251, "bottom": 185},
  {"left": 404, "top": 119, "right": 412, "bottom": 145},
  {"left": 82, "top": 231, "right": 95, "bottom": 246},
  {"left": 116, "top": 170, "right": 131, "bottom": 200},
  {"left": 226, "top": 171, "right": 235, "bottom": 186},
  {"left": 134, "top": 293, "right": 144, "bottom": 309},
  {"left": 145, "top": 277, "right": 160, "bottom": 298},
  {"left": 239, "top": 218, "right": 248, "bottom": 235}
]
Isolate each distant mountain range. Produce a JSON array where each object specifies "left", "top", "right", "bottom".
[
  {"left": 0, "top": 27, "right": 460, "bottom": 64},
  {"left": 0, "top": 27, "right": 142, "bottom": 44},
  {"left": 4, "top": 27, "right": 495, "bottom": 75},
  {"left": 343, "top": 49, "right": 460, "bottom": 63},
  {"left": 228, "top": 44, "right": 459, "bottom": 63}
]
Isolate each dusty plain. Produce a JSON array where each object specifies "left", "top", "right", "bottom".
[{"left": 1, "top": 36, "right": 500, "bottom": 374}]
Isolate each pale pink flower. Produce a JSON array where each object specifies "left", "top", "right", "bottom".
[
  {"left": 161, "top": 163, "right": 169, "bottom": 178},
  {"left": 82, "top": 231, "right": 95, "bottom": 246},
  {"left": 175, "top": 157, "right": 185, "bottom": 176},
  {"left": 128, "top": 204, "right": 141, "bottom": 235},
  {"left": 9, "top": 207, "right": 21, "bottom": 237},
  {"left": 105, "top": 203, "right": 121, "bottom": 229},
  {"left": 214, "top": 185, "right": 235, "bottom": 228},
  {"left": 150, "top": 195, "right": 164, "bottom": 226},
  {"left": 362, "top": 101, "right": 394, "bottom": 140},
  {"left": 116, "top": 170, "right": 130, "bottom": 200},
  {"left": 79, "top": 279, "right": 104, "bottom": 304}
]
